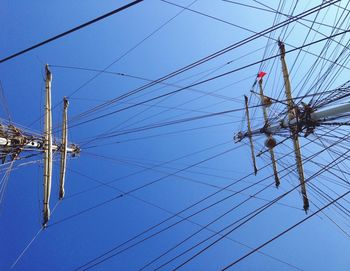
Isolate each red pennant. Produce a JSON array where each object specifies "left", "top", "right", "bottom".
[{"left": 257, "top": 71, "right": 267, "bottom": 81}]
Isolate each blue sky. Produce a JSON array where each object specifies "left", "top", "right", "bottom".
[{"left": 1, "top": 0, "right": 350, "bottom": 270}]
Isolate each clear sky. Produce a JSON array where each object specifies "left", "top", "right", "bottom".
[{"left": 1, "top": 0, "right": 350, "bottom": 270}]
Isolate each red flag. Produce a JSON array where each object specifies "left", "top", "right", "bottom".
[{"left": 257, "top": 71, "right": 267, "bottom": 82}]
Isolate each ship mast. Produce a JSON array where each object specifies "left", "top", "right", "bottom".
[
  {"left": 235, "top": 41, "right": 350, "bottom": 211},
  {"left": 0, "top": 64, "right": 80, "bottom": 226},
  {"left": 43, "top": 64, "right": 53, "bottom": 225}
]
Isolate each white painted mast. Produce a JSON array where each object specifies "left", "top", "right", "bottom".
[
  {"left": 59, "top": 97, "right": 69, "bottom": 200},
  {"left": 43, "top": 64, "right": 53, "bottom": 226},
  {"left": 0, "top": 64, "right": 79, "bottom": 227}
]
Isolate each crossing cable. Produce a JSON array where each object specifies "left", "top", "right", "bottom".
[
  {"left": 79, "top": 121, "right": 236, "bottom": 149},
  {"left": 68, "top": 166, "right": 305, "bottom": 271},
  {"left": 0, "top": 0, "right": 144, "bottom": 64},
  {"left": 26, "top": 0, "right": 198, "bottom": 128},
  {"left": 168, "top": 144, "right": 350, "bottom": 271},
  {"left": 73, "top": 168, "right": 275, "bottom": 270},
  {"left": 82, "top": 151, "right": 301, "bottom": 213},
  {"left": 78, "top": 89, "right": 350, "bottom": 149},
  {"left": 315, "top": 133, "right": 350, "bottom": 188},
  {"left": 77, "top": 106, "right": 266, "bottom": 142},
  {"left": 309, "top": 182, "right": 350, "bottom": 226},
  {"left": 127, "top": 0, "right": 340, "bottom": 125},
  {"left": 70, "top": 104, "right": 267, "bottom": 146},
  {"left": 148, "top": 137, "right": 350, "bottom": 271},
  {"left": 73, "top": 127, "right": 338, "bottom": 271},
  {"left": 64, "top": 71, "right": 255, "bottom": 147},
  {"left": 251, "top": 0, "right": 283, "bottom": 119},
  {"left": 51, "top": 65, "right": 239, "bottom": 103},
  {"left": 293, "top": 3, "right": 350, "bottom": 108},
  {"left": 137, "top": 181, "right": 276, "bottom": 271},
  {"left": 263, "top": 0, "right": 349, "bottom": 116},
  {"left": 163, "top": 0, "right": 347, "bottom": 60},
  {"left": 274, "top": 146, "right": 350, "bottom": 236},
  {"left": 306, "top": 28, "right": 350, "bottom": 108},
  {"left": 312, "top": 39, "right": 350, "bottom": 108},
  {"left": 221, "top": 189, "right": 350, "bottom": 270},
  {"left": 76, "top": 104, "right": 279, "bottom": 147},
  {"left": 9, "top": 200, "right": 63, "bottom": 269},
  {"left": 67, "top": 23, "right": 350, "bottom": 131},
  {"left": 66, "top": 0, "right": 199, "bottom": 98},
  {"left": 247, "top": 0, "right": 350, "bottom": 118},
  {"left": 75, "top": 122, "right": 346, "bottom": 216},
  {"left": 55, "top": 67, "right": 252, "bottom": 148},
  {"left": 49, "top": 143, "right": 239, "bottom": 226},
  {"left": 304, "top": 140, "right": 350, "bottom": 221},
  {"left": 67, "top": 140, "right": 232, "bottom": 199},
  {"left": 69, "top": 0, "right": 339, "bottom": 124},
  {"left": 69, "top": 161, "right": 298, "bottom": 211},
  {"left": 75, "top": 79, "right": 350, "bottom": 146},
  {"left": 223, "top": 0, "right": 345, "bottom": 32}
]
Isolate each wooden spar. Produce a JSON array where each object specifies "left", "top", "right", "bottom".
[
  {"left": 244, "top": 95, "right": 258, "bottom": 175},
  {"left": 258, "top": 79, "right": 280, "bottom": 187},
  {"left": 43, "top": 64, "right": 53, "bottom": 226},
  {"left": 278, "top": 41, "right": 309, "bottom": 212},
  {"left": 59, "top": 97, "right": 69, "bottom": 200}
]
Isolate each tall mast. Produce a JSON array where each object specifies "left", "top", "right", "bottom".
[
  {"left": 244, "top": 95, "right": 258, "bottom": 175},
  {"left": 0, "top": 65, "right": 79, "bottom": 226},
  {"left": 235, "top": 41, "right": 350, "bottom": 211},
  {"left": 258, "top": 79, "right": 280, "bottom": 187},
  {"left": 278, "top": 41, "right": 309, "bottom": 212},
  {"left": 59, "top": 97, "right": 69, "bottom": 200},
  {"left": 43, "top": 64, "right": 53, "bottom": 226}
]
